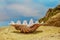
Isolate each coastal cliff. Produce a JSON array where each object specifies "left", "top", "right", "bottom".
[{"left": 39, "top": 5, "right": 60, "bottom": 27}]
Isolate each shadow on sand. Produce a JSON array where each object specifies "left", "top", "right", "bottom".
[{"left": 12, "top": 30, "right": 43, "bottom": 34}]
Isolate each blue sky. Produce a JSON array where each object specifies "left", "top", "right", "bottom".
[{"left": 0, "top": 0, "right": 60, "bottom": 26}]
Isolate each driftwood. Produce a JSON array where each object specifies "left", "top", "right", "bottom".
[{"left": 11, "top": 24, "right": 41, "bottom": 33}]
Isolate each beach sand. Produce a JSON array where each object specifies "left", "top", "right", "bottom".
[{"left": 0, "top": 26, "right": 60, "bottom": 40}]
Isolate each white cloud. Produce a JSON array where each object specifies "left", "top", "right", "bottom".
[
  {"left": 0, "top": 11, "right": 9, "bottom": 21},
  {"left": 6, "top": 4, "right": 41, "bottom": 17},
  {"left": 0, "top": 0, "right": 50, "bottom": 21},
  {"left": 0, "top": 4, "right": 9, "bottom": 21},
  {"left": 7, "top": 4, "right": 46, "bottom": 17}
]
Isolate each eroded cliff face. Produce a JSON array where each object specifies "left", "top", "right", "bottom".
[
  {"left": 39, "top": 5, "right": 60, "bottom": 27},
  {"left": 46, "top": 13, "right": 60, "bottom": 27},
  {"left": 39, "top": 5, "right": 60, "bottom": 23}
]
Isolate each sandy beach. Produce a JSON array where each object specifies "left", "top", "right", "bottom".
[{"left": 0, "top": 26, "right": 60, "bottom": 40}]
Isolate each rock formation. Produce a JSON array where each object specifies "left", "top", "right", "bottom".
[
  {"left": 39, "top": 5, "right": 60, "bottom": 23},
  {"left": 39, "top": 5, "right": 60, "bottom": 27},
  {"left": 46, "top": 13, "right": 60, "bottom": 27},
  {"left": 11, "top": 24, "right": 41, "bottom": 33}
]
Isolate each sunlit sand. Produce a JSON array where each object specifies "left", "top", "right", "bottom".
[{"left": 0, "top": 26, "right": 60, "bottom": 40}]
